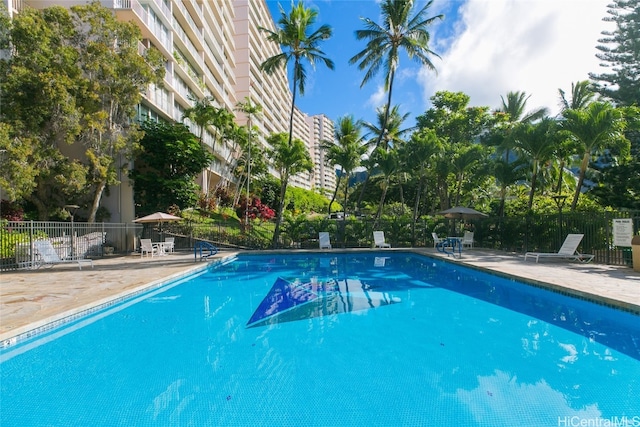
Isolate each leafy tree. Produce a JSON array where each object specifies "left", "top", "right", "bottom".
[
  {"left": 0, "top": 123, "right": 38, "bottom": 202},
  {"left": 1, "top": 6, "right": 86, "bottom": 219},
  {"left": 416, "top": 91, "right": 493, "bottom": 210},
  {"left": 321, "top": 115, "right": 366, "bottom": 217},
  {"left": 560, "top": 102, "right": 629, "bottom": 210},
  {"left": 400, "top": 128, "right": 443, "bottom": 240},
  {"left": 349, "top": 0, "right": 442, "bottom": 150},
  {"left": 71, "top": 2, "right": 165, "bottom": 222},
  {"left": 589, "top": 106, "right": 640, "bottom": 209},
  {"left": 130, "top": 120, "right": 213, "bottom": 214},
  {"left": 260, "top": 1, "right": 334, "bottom": 147},
  {"left": 1, "top": 3, "right": 164, "bottom": 221},
  {"left": 589, "top": 0, "right": 640, "bottom": 107},
  {"left": 266, "top": 132, "right": 313, "bottom": 247}
]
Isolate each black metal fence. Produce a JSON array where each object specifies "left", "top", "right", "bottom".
[{"left": 1, "top": 210, "right": 638, "bottom": 271}]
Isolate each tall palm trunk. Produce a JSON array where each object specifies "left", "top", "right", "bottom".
[
  {"left": 287, "top": 59, "right": 299, "bottom": 145},
  {"left": 571, "top": 153, "right": 590, "bottom": 211},
  {"left": 411, "top": 176, "right": 425, "bottom": 244},
  {"left": 328, "top": 173, "right": 342, "bottom": 215},
  {"left": 357, "top": 70, "right": 396, "bottom": 211}
]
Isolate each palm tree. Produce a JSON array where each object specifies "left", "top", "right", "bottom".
[
  {"left": 182, "top": 95, "right": 216, "bottom": 144},
  {"left": 555, "top": 81, "right": 596, "bottom": 194},
  {"left": 496, "top": 91, "right": 548, "bottom": 161},
  {"left": 450, "top": 144, "right": 486, "bottom": 207},
  {"left": 511, "top": 118, "right": 559, "bottom": 210},
  {"left": 362, "top": 105, "right": 413, "bottom": 151},
  {"left": 371, "top": 147, "right": 400, "bottom": 227},
  {"left": 235, "top": 97, "right": 262, "bottom": 224},
  {"left": 492, "top": 158, "right": 526, "bottom": 217},
  {"left": 558, "top": 80, "right": 597, "bottom": 112},
  {"left": 357, "top": 105, "right": 411, "bottom": 210},
  {"left": 349, "top": 0, "right": 442, "bottom": 150},
  {"left": 182, "top": 97, "right": 235, "bottom": 197},
  {"left": 321, "top": 115, "right": 367, "bottom": 218},
  {"left": 560, "top": 102, "right": 628, "bottom": 210},
  {"left": 267, "top": 132, "right": 314, "bottom": 247},
  {"left": 260, "top": 1, "right": 334, "bottom": 147}
]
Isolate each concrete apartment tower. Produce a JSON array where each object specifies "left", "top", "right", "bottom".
[{"left": 4, "top": 0, "right": 337, "bottom": 221}]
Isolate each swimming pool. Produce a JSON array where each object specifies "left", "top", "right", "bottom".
[{"left": 1, "top": 252, "right": 639, "bottom": 426}]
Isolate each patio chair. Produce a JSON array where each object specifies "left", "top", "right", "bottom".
[
  {"left": 373, "top": 231, "right": 391, "bottom": 248},
  {"left": 432, "top": 232, "right": 444, "bottom": 248},
  {"left": 319, "top": 232, "right": 332, "bottom": 249},
  {"left": 461, "top": 231, "right": 474, "bottom": 249},
  {"left": 524, "top": 234, "right": 594, "bottom": 263},
  {"left": 140, "top": 238, "right": 158, "bottom": 258},
  {"left": 164, "top": 237, "right": 175, "bottom": 253},
  {"left": 33, "top": 239, "right": 93, "bottom": 270}
]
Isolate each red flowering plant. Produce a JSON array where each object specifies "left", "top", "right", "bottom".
[
  {"left": 0, "top": 200, "right": 24, "bottom": 221},
  {"left": 236, "top": 196, "right": 275, "bottom": 230}
]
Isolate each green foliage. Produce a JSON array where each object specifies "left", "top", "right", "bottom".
[
  {"left": 130, "top": 120, "right": 213, "bottom": 214},
  {"left": 1, "top": 2, "right": 164, "bottom": 221},
  {"left": 0, "top": 220, "right": 47, "bottom": 259},
  {"left": 0, "top": 123, "right": 38, "bottom": 202},
  {"left": 589, "top": 0, "right": 640, "bottom": 107},
  {"left": 254, "top": 175, "right": 279, "bottom": 208},
  {"left": 266, "top": 132, "right": 314, "bottom": 246},
  {"left": 285, "top": 187, "right": 333, "bottom": 215},
  {"left": 502, "top": 194, "right": 604, "bottom": 216}
]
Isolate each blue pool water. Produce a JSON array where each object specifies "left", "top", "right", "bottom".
[{"left": 1, "top": 252, "right": 639, "bottom": 427}]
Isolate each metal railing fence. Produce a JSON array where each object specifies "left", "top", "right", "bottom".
[
  {"left": 1, "top": 210, "right": 638, "bottom": 271},
  {"left": 0, "top": 221, "right": 141, "bottom": 271}
]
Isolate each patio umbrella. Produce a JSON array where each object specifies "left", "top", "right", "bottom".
[
  {"left": 133, "top": 212, "right": 182, "bottom": 240},
  {"left": 438, "top": 207, "right": 488, "bottom": 236},
  {"left": 438, "top": 206, "right": 488, "bottom": 220}
]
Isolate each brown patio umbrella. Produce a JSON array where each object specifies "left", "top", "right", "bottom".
[
  {"left": 133, "top": 212, "right": 182, "bottom": 240},
  {"left": 438, "top": 207, "right": 488, "bottom": 236},
  {"left": 438, "top": 206, "right": 488, "bottom": 220}
]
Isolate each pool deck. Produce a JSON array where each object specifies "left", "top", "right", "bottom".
[{"left": 1, "top": 248, "right": 639, "bottom": 345}]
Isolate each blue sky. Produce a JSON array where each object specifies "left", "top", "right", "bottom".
[{"left": 265, "top": 0, "right": 613, "bottom": 129}]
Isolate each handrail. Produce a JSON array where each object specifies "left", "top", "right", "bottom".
[
  {"left": 194, "top": 240, "right": 218, "bottom": 261},
  {"left": 436, "top": 237, "right": 462, "bottom": 258}
]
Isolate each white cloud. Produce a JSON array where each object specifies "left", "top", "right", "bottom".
[
  {"left": 366, "top": 84, "right": 387, "bottom": 112},
  {"left": 420, "top": 0, "right": 614, "bottom": 116}
]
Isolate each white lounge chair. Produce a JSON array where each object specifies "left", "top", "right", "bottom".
[
  {"left": 373, "top": 231, "right": 391, "bottom": 248},
  {"left": 164, "top": 237, "right": 175, "bottom": 253},
  {"left": 431, "top": 232, "right": 444, "bottom": 248},
  {"left": 33, "top": 240, "right": 93, "bottom": 270},
  {"left": 524, "top": 234, "right": 594, "bottom": 263},
  {"left": 461, "top": 231, "right": 474, "bottom": 249},
  {"left": 319, "top": 232, "right": 332, "bottom": 249},
  {"left": 140, "top": 238, "right": 158, "bottom": 258}
]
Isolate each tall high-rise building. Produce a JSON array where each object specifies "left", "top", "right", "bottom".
[
  {"left": 307, "top": 114, "right": 337, "bottom": 196},
  {"left": 4, "top": 0, "right": 336, "bottom": 221}
]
